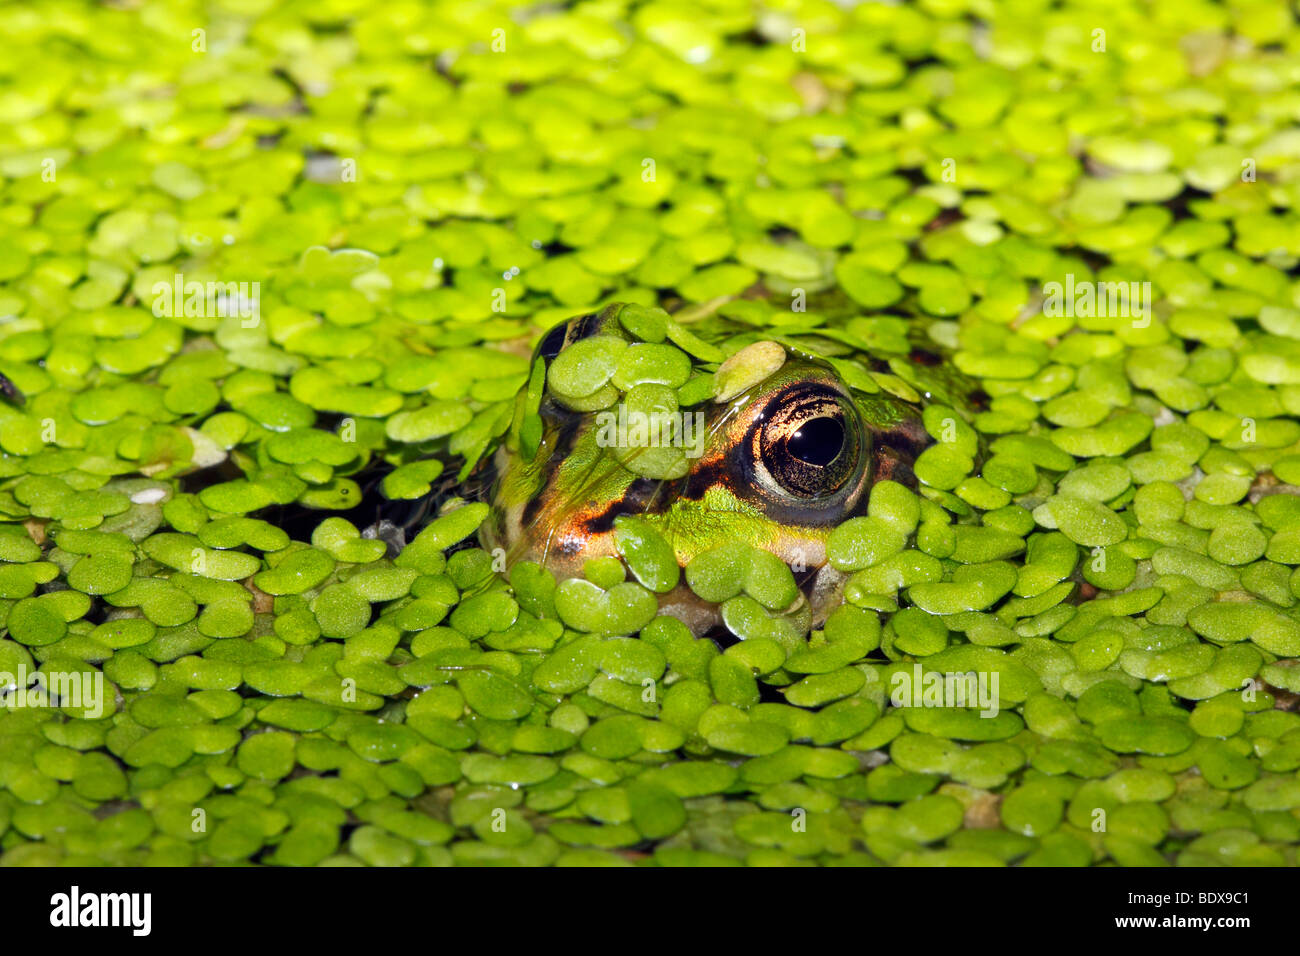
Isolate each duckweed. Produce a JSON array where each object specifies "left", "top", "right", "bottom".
[{"left": 2, "top": 0, "right": 1300, "bottom": 869}]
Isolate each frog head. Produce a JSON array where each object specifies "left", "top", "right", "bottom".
[{"left": 486, "top": 304, "right": 947, "bottom": 623}]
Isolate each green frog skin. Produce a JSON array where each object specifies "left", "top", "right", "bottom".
[{"left": 484, "top": 303, "right": 968, "bottom": 633}]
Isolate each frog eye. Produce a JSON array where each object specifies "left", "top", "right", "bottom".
[{"left": 751, "top": 383, "right": 866, "bottom": 501}]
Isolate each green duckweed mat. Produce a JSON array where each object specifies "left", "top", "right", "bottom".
[{"left": 3, "top": 0, "right": 1300, "bottom": 867}]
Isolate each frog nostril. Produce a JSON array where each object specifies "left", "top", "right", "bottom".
[{"left": 788, "top": 416, "right": 844, "bottom": 468}]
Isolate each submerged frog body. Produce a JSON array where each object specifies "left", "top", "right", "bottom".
[{"left": 485, "top": 302, "right": 973, "bottom": 632}]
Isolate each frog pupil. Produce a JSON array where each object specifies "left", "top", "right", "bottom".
[{"left": 788, "top": 416, "right": 843, "bottom": 468}]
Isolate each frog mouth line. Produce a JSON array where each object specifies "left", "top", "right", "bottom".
[{"left": 652, "top": 552, "right": 845, "bottom": 642}]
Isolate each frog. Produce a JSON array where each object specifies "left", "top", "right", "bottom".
[
  {"left": 483, "top": 302, "right": 979, "bottom": 635},
  {"left": 0, "top": 372, "right": 23, "bottom": 407}
]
